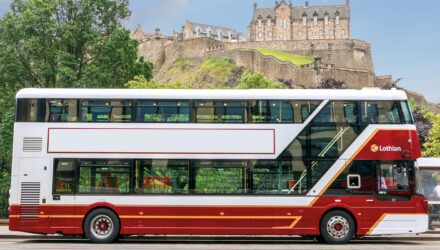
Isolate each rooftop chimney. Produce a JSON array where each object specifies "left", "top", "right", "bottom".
[
  {"left": 346, "top": 0, "right": 350, "bottom": 7},
  {"left": 289, "top": 0, "right": 292, "bottom": 7},
  {"left": 275, "top": 1, "right": 279, "bottom": 6},
  {"left": 254, "top": 2, "right": 257, "bottom": 9},
  {"left": 305, "top": 1, "right": 309, "bottom": 7},
  {"left": 155, "top": 27, "right": 161, "bottom": 36}
]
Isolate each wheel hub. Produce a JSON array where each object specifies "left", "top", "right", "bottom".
[
  {"left": 91, "top": 215, "right": 113, "bottom": 239},
  {"left": 326, "top": 216, "right": 349, "bottom": 239}
]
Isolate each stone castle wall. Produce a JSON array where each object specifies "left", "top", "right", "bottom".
[
  {"left": 135, "top": 37, "right": 438, "bottom": 112},
  {"left": 206, "top": 48, "right": 377, "bottom": 88},
  {"left": 225, "top": 39, "right": 374, "bottom": 73}
]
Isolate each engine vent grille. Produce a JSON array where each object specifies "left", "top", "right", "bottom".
[
  {"left": 23, "top": 137, "right": 43, "bottom": 152},
  {"left": 20, "top": 182, "right": 40, "bottom": 221}
]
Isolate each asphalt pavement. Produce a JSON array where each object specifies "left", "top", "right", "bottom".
[{"left": 2, "top": 225, "right": 440, "bottom": 249}]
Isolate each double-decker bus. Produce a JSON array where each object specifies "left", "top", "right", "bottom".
[{"left": 9, "top": 88, "right": 428, "bottom": 244}]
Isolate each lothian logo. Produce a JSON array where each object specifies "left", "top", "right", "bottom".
[{"left": 370, "top": 144, "right": 402, "bottom": 152}]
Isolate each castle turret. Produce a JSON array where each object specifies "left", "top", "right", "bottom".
[
  {"left": 346, "top": 0, "right": 350, "bottom": 7},
  {"left": 254, "top": 2, "right": 257, "bottom": 9}
]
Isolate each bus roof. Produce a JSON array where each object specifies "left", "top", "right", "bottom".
[
  {"left": 417, "top": 158, "right": 440, "bottom": 168},
  {"left": 15, "top": 88, "right": 408, "bottom": 101}
]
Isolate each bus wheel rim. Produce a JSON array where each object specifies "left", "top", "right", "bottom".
[
  {"left": 326, "top": 216, "right": 349, "bottom": 239},
  {"left": 91, "top": 215, "right": 113, "bottom": 239}
]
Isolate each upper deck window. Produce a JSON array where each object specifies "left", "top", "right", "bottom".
[
  {"left": 80, "top": 100, "right": 132, "bottom": 122},
  {"left": 194, "top": 101, "right": 247, "bottom": 123},
  {"left": 135, "top": 100, "right": 190, "bottom": 123},
  {"left": 15, "top": 98, "right": 410, "bottom": 125}
]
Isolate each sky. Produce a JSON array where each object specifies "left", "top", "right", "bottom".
[{"left": 1, "top": 0, "right": 440, "bottom": 103}]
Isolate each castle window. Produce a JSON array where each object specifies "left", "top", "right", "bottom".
[
  {"left": 313, "top": 16, "right": 318, "bottom": 26},
  {"left": 185, "top": 29, "right": 189, "bottom": 38},
  {"left": 308, "top": 30, "right": 313, "bottom": 36},
  {"left": 228, "top": 32, "right": 233, "bottom": 41},
  {"left": 325, "top": 16, "right": 329, "bottom": 25},
  {"left": 196, "top": 27, "right": 201, "bottom": 38},
  {"left": 258, "top": 20, "right": 262, "bottom": 27},
  {"left": 336, "top": 16, "right": 340, "bottom": 25},
  {"left": 268, "top": 20, "right": 271, "bottom": 27},
  {"left": 258, "top": 32, "right": 262, "bottom": 38},
  {"left": 303, "top": 17, "right": 307, "bottom": 26},
  {"left": 329, "top": 29, "right": 334, "bottom": 36},
  {"left": 319, "top": 30, "right": 323, "bottom": 36},
  {"left": 207, "top": 29, "right": 212, "bottom": 38},
  {"left": 298, "top": 31, "right": 302, "bottom": 37},
  {"left": 280, "top": 20, "right": 283, "bottom": 27},
  {"left": 281, "top": 8, "right": 285, "bottom": 13},
  {"left": 268, "top": 32, "right": 272, "bottom": 37},
  {"left": 279, "top": 34, "right": 283, "bottom": 39},
  {"left": 218, "top": 31, "right": 223, "bottom": 41},
  {"left": 341, "top": 29, "right": 346, "bottom": 35}
]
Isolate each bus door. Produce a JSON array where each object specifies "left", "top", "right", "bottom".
[
  {"left": 52, "top": 159, "right": 77, "bottom": 229},
  {"left": 18, "top": 158, "right": 51, "bottom": 229},
  {"left": 368, "top": 160, "right": 414, "bottom": 233}
]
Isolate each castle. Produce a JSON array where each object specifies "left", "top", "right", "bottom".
[
  {"left": 130, "top": 1, "right": 439, "bottom": 113},
  {"left": 248, "top": 0, "right": 350, "bottom": 41},
  {"left": 131, "top": 0, "right": 351, "bottom": 43}
]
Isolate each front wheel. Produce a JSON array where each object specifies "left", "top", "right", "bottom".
[
  {"left": 84, "top": 208, "right": 120, "bottom": 243},
  {"left": 319, "top": 210, "right": 355, "bottom": 244}
]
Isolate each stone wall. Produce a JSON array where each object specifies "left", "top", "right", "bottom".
[
  {"left": 157, "top": 38, "right": 225, "bottom": 77},
  {"left": 207, "top": 48, "right": 378, "bottom": 88},
  {"left": 406, "top": 90, "right": 440, "bottom": 114},
  {"left": 135, "top": 37, "right": 439, "bottom": 113},
  {"left": 137, "top": 38, "right": 174, "bottom": 71},
  {"left": 225, "top": 39, "right": 374, "bottom": 73}
]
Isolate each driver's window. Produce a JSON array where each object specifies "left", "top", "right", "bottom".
[{"left": 378, "top": 161, "right": 409, "bottom": 191}]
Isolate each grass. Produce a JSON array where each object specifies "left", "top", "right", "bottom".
[{"left": 251, "top": 48, "right": 314, "bottom": 66}]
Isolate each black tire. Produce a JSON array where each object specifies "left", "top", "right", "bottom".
[
  {"left": 319, "top": 210, "right": 355, "bottom": 244},
  {"left": 84, "top": 208, "right": 120, "bottom": 243}
]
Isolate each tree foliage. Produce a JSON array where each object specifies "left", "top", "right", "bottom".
[
  {"left": 0, "top": 0, "right": 152, "bottom": 89},
  {"left": 236, "top": 71, "right": 284, "bottom": 89},
  {"left": 422, "top": 112, "right": 440, "bottom": 157},
  {"left": 0, "top": 0, "right": 153, "bottom": 174},
  {"left": 125, "top": 75, "right": 189, "bottom": 89}
]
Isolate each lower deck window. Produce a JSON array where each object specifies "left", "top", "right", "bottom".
[
  {"left": 78, "top": 160, "right": 131, "bottom": 194},
  {"left": 134, "top": 160, "right": 189, "bottom": 194},
  {"left": 52, "top": 158, "right": 415, "bottom": 196},
  {"left": 193, "top": 161, "right": 248, "bottom": 194}
]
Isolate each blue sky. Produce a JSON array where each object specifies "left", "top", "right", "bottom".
[{"left": 1, "top": 0, "right": 440, "bottom": 103}]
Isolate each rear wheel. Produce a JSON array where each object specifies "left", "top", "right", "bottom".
[
  {"left": 319, "top": 210, "right": 355, "bottom": 244},
  {"left": 84, "top": 208, "right": 120, "bottom": 243}
]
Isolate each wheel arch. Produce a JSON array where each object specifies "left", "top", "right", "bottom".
[
  {"left": 81, "top": 203, "right": 121, "bottom": 235},
  {"left": 319, "top": 206, "right": 358, "bottom": 236}
]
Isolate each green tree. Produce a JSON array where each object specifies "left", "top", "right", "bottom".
[
  {"left": 0, "top": 0, "right": 153, "bottom": 174},
  {"left": 423, "top": 112, "right": 440, "bottom": 157},
  {"left": 125, "top": 75, "right": 188, "bottom": 89},
  {"left": 236, "top": 71, "right": 284, "bottom": 89},
  {"left": 0, "top": 0, "right": 153, "bottom": 89}
]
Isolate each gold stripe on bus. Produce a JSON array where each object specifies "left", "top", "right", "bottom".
[
  {"left": 9, "top": 215, "right": 83, "bottom": 219},
  {"left": 119, "top": 215, "right": 301, "bottom": 220}
]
